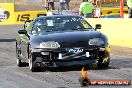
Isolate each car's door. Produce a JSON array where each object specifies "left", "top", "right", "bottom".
[
  {"left": 22, "top": 19, "right": 41, "bottom": 59},
  {"left": 19, "top": 31, "right": 29, "bottom": 61},
  {"left": 23, "top": 21, "right": 36, "bottom": 60},
  {"left": 20, "top": 22, "right": 33, "bottom": 61}
]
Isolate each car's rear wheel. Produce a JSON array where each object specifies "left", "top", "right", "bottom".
[
  {"left": 17, "top": 56, "right": 23, "bottom": 67},
  {"left": 16, "top": 43, "right": 24, "bottom": 67}
]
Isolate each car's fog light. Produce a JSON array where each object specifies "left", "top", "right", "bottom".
[
  {"left": 58, "top": 53, "right": 62, "bottom": 59},
  {"left": 86, "top": 52, "right": 90, "bottom": 57},
  {"left": 41, "top": 52, "right": 49, "bottom": 55},
  {"left": 96, "top": 60, "right": 98, "bottom": 63},
  {"left": 99, "top": 48, "right": 105, "bottom": 51}
]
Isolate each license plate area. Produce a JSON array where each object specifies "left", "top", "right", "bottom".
[{"left": 66, "top": 48, "right": 84, "bottom": 53}]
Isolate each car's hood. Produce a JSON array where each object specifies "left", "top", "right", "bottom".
[{"left": 30, "top": 31, "right": 108, "bottom": 48}]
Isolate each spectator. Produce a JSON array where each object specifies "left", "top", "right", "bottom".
[
  {"left": 48, "top": 0, "right": 55, "bottom": 10},
  {"left": 65, "top": 0, "right": 70, "bottom": 10},
  {"left": 44, "top": 0, "right": 49, "bottom": 11},
  {"left": 79, "top": 0, "right": 94, "bottom": 18},
  {"left": 127, "top": 0, "right": 132, "bottom": 18},
  {"left": 60, "top": 0, "right": 66, "bottom": 10}
]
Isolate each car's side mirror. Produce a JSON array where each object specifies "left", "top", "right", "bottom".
[
  {"left": 95, "top": 24, "right": 101, "bottom": 31},
  {"left": 24, "top": 20, "right": 32, "bottom": 29},
  {"left": 18, "top": 30, "right": 27, "bottom": 34}
]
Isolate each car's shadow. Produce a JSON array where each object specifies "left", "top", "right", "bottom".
[
  {"left": 21, "top": 63, "right": 112, "bottom": 72},
  {"left": 21, "top": 58, "right": 132, "bottom": 72},
  {"left": 30, "top": 66, "right": 117, "bottom": 72},
  {"left": 0, "top": 39, "right": 16, "bottom": 42},
  {"left": 41, "top": 65, "right": 117, "bottom": 72}
]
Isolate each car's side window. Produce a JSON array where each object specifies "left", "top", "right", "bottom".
[
  {"left": 31, "top": 19, "right": 45, "bottom": 34},
  {"left": 26, "top": 21, "right": 33, "bottom": 33}
]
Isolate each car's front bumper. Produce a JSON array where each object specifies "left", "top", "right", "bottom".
[
  {"left": 54, "top": 59, "right": 97, "bottom": 67},
  {"left": 33, "top": 59, "right": 97, "bottom": 67},
  {"left": 31, "top": 45, "right": 110, "bottom": 68}
]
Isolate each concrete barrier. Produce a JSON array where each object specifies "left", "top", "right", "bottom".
[
  {"left": 86, "top": 19, "right": 132, "bottom": 48},
  {"left": 0, "top": 3, "right": 46, "bottom": 25},
  {"left": 14, "top": 11, "right": 46, "bottom": 24}
]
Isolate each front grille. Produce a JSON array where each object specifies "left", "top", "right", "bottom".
[
  {"left": 53, "top": 49, "right": 98, "bottom": 61},
  {"left": 62, "top": 52, "right": 86, "bottom": 60}
]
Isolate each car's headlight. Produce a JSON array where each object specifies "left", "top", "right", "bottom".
[
  {"left": 40, "top": 41, "right": 60, "bottom": 48},
  {"left": 89, "top": 38, "right": 104, "bottom": 46}
]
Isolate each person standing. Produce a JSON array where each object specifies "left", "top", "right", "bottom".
[
  {"left": 65, "top": 0, "right": 70, "bottom": 10},
  {"left": 48, "top": 0, "right": 55, "bottom": 10},
  {"left": 44, "top": 0, "right": 49, "bottom": 11},
  {"left": 127, "top": 0, "right": 132, "bottom": 18},
  {"left": 60, "top": 0, "right": 66, "bottom": 10},
  {"left": 79, "top": 0, "right": 94, "bottom": 18}
]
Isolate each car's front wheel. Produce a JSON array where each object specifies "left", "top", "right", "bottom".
[
  {"left": 97, "top": 59, "right": 110, "bottom": 68},
  {"left": 28, "top": 57, "right": 35, "bottom": 72},
  {"left": 28, "top": 45, "right": 37, "bottom": 72}
]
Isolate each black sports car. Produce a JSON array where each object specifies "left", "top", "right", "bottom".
[{"left": 16, "top": 15, "right": 110, "bottom": 71}]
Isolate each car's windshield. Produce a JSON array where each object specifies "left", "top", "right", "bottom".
[{"left": 31, "top": 16, "right": 93, "bottom": 34}]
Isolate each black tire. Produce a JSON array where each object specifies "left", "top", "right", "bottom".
[
  {"left": 97, "top": 61, "right": 110, "bottom": 68},
  {"left": 28, "top": 56, "right": 37, "bottom": 72},
  {"left": 28, "top": 45, "right": 45, "bottom": 72},
  {"left": 103, "top": 61, "right": 109, "bottom": 67},
  {"left": 28, "top": 45, "right": 37, "bottom": 72},
  {"left": 17, "top": 56, "right": 23, "bottom": 67}
]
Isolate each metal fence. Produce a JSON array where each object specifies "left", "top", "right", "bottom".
[{"left": 0, "top": 0, "right": 127, "bottom": 12}]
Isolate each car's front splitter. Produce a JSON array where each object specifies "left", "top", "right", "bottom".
[{"left": 33, "top": 59, "right": 98, "bottom": 68}]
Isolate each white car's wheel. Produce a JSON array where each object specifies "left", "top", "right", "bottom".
[
  {"left": 17, "top": 57, "right": 23, "bottom": 67},
  {"left": 16, "top": 43, "right": 23, "bottom": 67},
  {"left": 28, "top": 54, "right": 36, "bottom": 72},
  {"left": 29, "top": 58, "right": 33, "bottom": 70}
]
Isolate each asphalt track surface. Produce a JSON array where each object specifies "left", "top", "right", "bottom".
[{"left": 0, "top": 25, "right": 132, "bottom": 88}]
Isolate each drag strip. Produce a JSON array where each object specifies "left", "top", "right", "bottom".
[{"left": 0, "top": 25, "right": 132, "bottom": 88}]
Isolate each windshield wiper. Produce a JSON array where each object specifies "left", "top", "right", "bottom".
[
  {"left": 71, "top": 28, "right": 92, "bottom": 30},
  {"left": 45, "top": 29, "right": 61, "bottom": 32}
]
